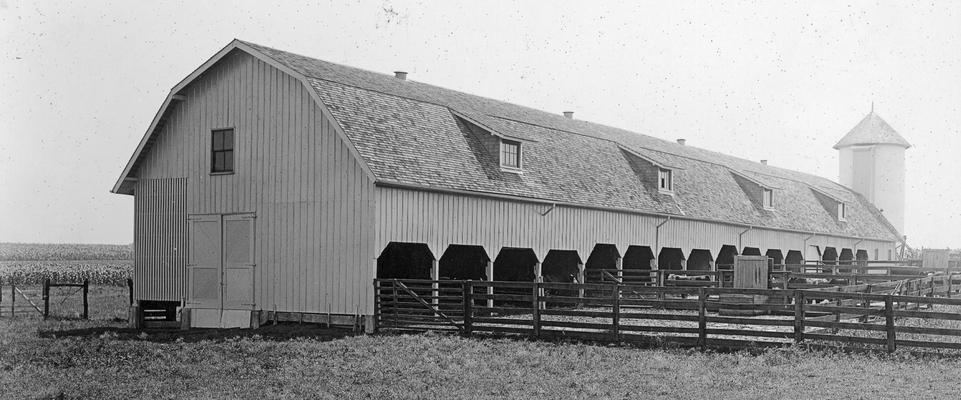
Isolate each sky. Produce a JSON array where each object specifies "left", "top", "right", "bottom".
[{"left": 0, "top": 1, "right": 958, "bottom": 248}]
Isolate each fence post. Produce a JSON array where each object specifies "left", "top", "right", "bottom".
[
  {"left": 794, "top": 290, "right": 805, "bottom": 344},
  {"left": 949, "top": 273, "right": 954, "bottom": 299},
  {"left": 43, "top": 278, "right": 50, "bottom": 320},
  {"left": 885, "top": 296, "right": 896, "bottom": 353},
  {"left": 833, "top": 287, "right": 842, "bottom": 334},
  {"left": 697, "top": 288, "right": 707, "bottom": 351},
  {"left": 391, "top": 279, "right": 399, "bottom": 321},
  {"left": 462, "top": 280, "right": 473, "bottom": 336},
  {"left": 10, "top": 282, "right": 14, "bottom": 317},
  {"left": 929, "top": 278, "right": 935, "bottom": 309},
  {"left": 611, "top": 282, "right": 620, "bottom": 343},
  {"left": 127, "top": 278, "right": 134, "bottom": 305},
  {"left": 373, "top": 279, "right": 381, "bottom": 332},
  {"left": 82, "top": 279, "right": 89, "bottom": 320},
  {"left": 861, "top": 285, "right": 872, "bottom": 323},
  {"left": 532, "top": 281, "right": 541, "bottom": 339}
]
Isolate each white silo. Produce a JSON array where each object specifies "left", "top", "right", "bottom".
[{"left": 835, "top": 110, "right": 911, "bottom": 235}]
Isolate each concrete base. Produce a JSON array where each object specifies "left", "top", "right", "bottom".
[{"left": 182, "top": 308, "right": 376, "bottom": 331}]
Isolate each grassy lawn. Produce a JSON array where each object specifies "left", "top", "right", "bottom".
[{"left": 4, "top": 289, "right": 961, "bottom": 400}]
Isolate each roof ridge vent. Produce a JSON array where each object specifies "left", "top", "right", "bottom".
[
  {"left": 394, "top": 71, "right": 408, "bottom": 80},
  {"left": 676, "top": 139, "right": 686, "bottom": 145},
  {"left": 562, "top": 111, "right": 574, "bottom": 119}
]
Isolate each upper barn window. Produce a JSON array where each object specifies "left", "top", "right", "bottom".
[
  {"left": 658, "top": 168, "right": 673, "bottom": 192},
  {"left": 762, "top": 188, "right": 774, "bottom": 209},
  {"left": 211, "top": 129, "right": 234, "bottom": 174},
  {"left": 837, "top": 202, "right": 846, "bottom": 221},
  {"left": 500, "top": 139, "right": 521, "bottom": 170}
]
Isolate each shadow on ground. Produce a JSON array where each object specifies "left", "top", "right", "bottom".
[{"left": 37, "top": 322, "right": 357, "bottom": 343}]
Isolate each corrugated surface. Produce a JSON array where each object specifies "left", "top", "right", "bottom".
[
  {"left": 376, "top": 186, "right": 896, "bottom": 265},
  {"left": 133, "top": 178, "right": 187, "bottom": 301},
  {"left": 135, "top": 50, "right": 376, "bottom": 314}
]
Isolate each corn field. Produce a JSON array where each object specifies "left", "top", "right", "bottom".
[
  {"left": 0, "top": 242, "right": 133, "bottom": 286},
  {"left": 0, "top": 242, "right": 132, "bottom": 261}
]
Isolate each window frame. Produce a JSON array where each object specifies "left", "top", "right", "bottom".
[
  {"left": 762, "top": 188, "right": 774, "bottom": 209},
  {"left": 658, "top": 168, "right": 673, "bottom": 193},
  {"left": 210, "top": 128, "right": 235, "bottom": 175},
  {"left": 499, "top": 139, "right": 522, "bottom": 172},
  {"left": 837, "top": 202, "right": 846, "bottom": 221}
]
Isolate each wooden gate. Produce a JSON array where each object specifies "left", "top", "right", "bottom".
[{"left": 375, "top": 279, "right": 465, "bottom": 332}]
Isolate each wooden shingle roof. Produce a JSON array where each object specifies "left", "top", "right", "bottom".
[
  {"left": 239, "top": 41, "right": 901, "bottom": 241},
  {"left": 114, "top": 40, "right": 901, "bottom": 242}
]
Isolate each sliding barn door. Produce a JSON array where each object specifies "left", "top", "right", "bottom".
[
  {"left": 221, "top": 214, "right": 256, "bottom": 327},
  {"left": 187, "top": 215, "right": 222, "bottom": 310},
  {"left": 186, "top": 213, "right": 256, "bottom": 328}
]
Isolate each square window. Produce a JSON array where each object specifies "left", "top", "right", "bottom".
[
  {"left": 211, "top": 129, "right": 234, "bottom": 173},
  {"left": 500, "top": 139, "right": 521, "bottom": 169}
]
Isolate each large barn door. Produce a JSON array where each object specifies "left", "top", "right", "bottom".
[
  {"left": 186, "top": 213, "right": 256, "bottom": 328},
  {"left": 187, "top": 215, "right": 222, "bottom": 310},
  {"left": 221, "top": 214, "right": 256, "bottom": 328}
]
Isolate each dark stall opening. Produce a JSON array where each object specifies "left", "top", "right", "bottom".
[
  {"left": 658, "top": 248, "right": 686, "bottom": 271},
  {"left": 717, "top": 245, "right": 739, "bottom": 270},
  {"left": 439, "top": 245, "right": 489, "bottom": 280},
  {"left": 687, "top": 249, "right": 714, "bottom": 271},
  {"left": 585, "top": 244, "right": 620, "bottom": 283},
  {"left": 376, "top": 242, "right": 433, "bottom": 279},
  {"left": 623, "top": 245, "right": 655, "bottom": 283}
]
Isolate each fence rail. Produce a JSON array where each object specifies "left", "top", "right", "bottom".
[{"left": 375, "top": 274, "right": 961, "bottom": 353}]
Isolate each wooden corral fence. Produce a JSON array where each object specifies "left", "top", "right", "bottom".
[
  {"left": 583, "top": 264, "right": 955, "bottom": 290},
  {"left": 375, "top": 274, "right": 961, "bottom": 353}
]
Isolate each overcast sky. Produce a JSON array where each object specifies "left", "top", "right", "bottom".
[{"left": 1, "top": 1, "right": 958, "bottom": 248}]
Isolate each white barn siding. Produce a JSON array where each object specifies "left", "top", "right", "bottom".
[
  {"left": 375, "top": 186, "right": 895, "bottom": 268},
  {"left": 134, "top": 51, "right": 376, "bottom": 315}
]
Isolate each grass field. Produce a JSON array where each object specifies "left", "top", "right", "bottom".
[
  {"left": 4, "top": 287, "right": 961, "bottom": 399},
  {"left": 4, "top": 243, "right": 961, "bottom": 398}
]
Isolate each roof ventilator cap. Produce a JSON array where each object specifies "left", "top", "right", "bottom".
[
  {"left": 563, "top": 111, "right": 574, "bottom": 119},
  {"left": 676, "top": 139, "right": 686, "bottom": 145},
  {"left": 394, "top": 71, "right": 407, "bottom": 80},
  {"left": 760, "top": 159, "right": 768, "bottom": 165}
]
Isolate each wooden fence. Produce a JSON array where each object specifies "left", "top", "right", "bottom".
[
  {"left": 375, "top": 274, "right": 961, "bottom": 352},
  {"left": 583, "top": 264, "right": 955, "bottom": 289}
]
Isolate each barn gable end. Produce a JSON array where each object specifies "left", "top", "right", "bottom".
[{"left": 123, "top": 48, "right": 376, "bottom": 320}]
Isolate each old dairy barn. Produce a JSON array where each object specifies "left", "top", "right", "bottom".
[{"left": 112, "top": 40, "right": 903, "bottom": 329}]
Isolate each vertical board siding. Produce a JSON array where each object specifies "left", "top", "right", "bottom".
[
  {"left": 133, "top": 51, "right": 375, "bottom": 315},
  {"left": 133, "top": 178, "right": 187, "bottom": 301},
  {"left": 375, "top": 186, "right": 895, "bottom": 267}
]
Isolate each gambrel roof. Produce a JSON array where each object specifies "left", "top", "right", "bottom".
[{"left": 114, "top": 39, "right": 901, "bottom": 242}]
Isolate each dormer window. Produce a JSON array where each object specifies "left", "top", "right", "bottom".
[
  {"left": 658, "top": 168, "right": 673, "bottom": 192},
  {"left": 838, "top": 202, "right": 846, "bottom": 221},
  {"left": 762, "top": 189, "right": 773, "bottom": 209},
  {"left": 500, "top": 139, "right": 521, "bottom": 171}
]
